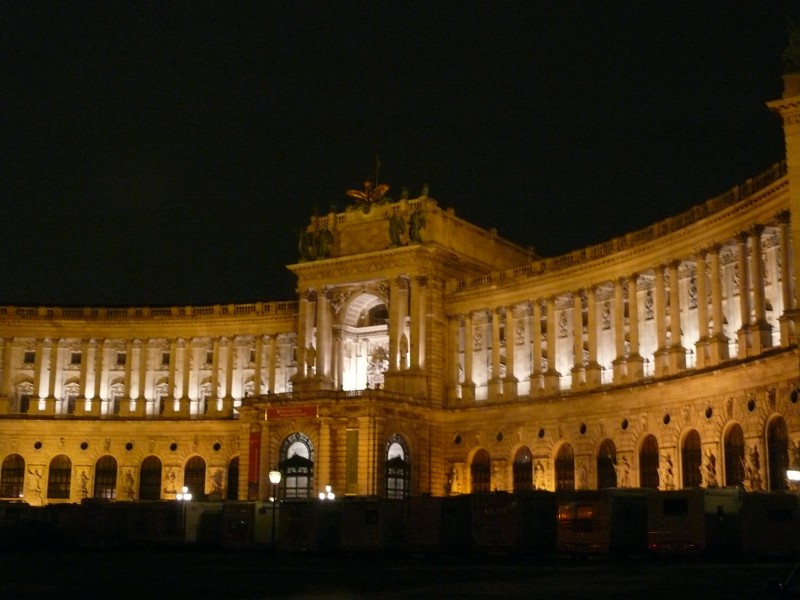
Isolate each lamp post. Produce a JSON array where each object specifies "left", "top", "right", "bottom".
[
  {"left": 176, "top": 485, "right": 192, "bottom": 542},
  {"left": 269, "top": 470, "right": 282, "bottom": 549},
  {"left": 318, "top": 484, "right": 335, "bottom": 500}
]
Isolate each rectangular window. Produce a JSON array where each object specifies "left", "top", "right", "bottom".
[
  {"left": 70, "top": 352, "right": 82, "bottom": 365},
  {"left": 250, "top": 349, "right": 256, "bottom": 364},
  {"left": 116, "top": 352, "right": 127, "bottom": 366},
  {"left": 161, "top": 352, "right": 170, "bottom": 366},
  {"left": 206, "top": 351, "right": 213, "bottom": 366},
  {"left": 22, "top": 351, "right": 35, "bottom": 364}
]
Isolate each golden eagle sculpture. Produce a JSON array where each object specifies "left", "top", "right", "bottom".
[{"left": 346, "top": 179, "right": 390, "bottom": 213}]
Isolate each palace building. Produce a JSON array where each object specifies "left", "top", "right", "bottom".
[{"left": 4, "top": 72, "right": 800, "bottom": 508}]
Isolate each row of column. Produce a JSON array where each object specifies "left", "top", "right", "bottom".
[{"left": 452, "top": 219, "right": 792, "bottom": 401}]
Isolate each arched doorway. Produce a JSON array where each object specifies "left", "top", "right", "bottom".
[
  {"left": 513, "top": 446, "right": 533, "bottom": 492},
  {"left": 768, "top": 417, "right": 789, "bottom": 491},
  {"left": 597, "top": 440, "right": 616, "bottom": 488},
  {"left": 279, "top": 433, "right": 314, "bottom": 499},
  {"left": 139, "top": 456, "right": 162, "bottom": 500},
  {"left": 47, "top": 455, "right": 72, "bottom": 499},
  {"left": 385, "top": 435, "right": 410, "bottom": 499},
  {"left": 184, "top": 456, "right": 206, "bottom": 499},
  {"left": 471, "top": 449, "right": 491, "bottom": 493},
  {"left": 681, "top": 430, "right": 702, "bottom": 488},
  {"left": 0, "top": 454, "right": 25, "bottom": 498},
  {"left": 554, "top": 444, "right": 575, "bottom": 491},
  {"left": 639, "top": 435, "right": 659, "bottom": 489},
  {"left": 93, "top": 455, "right": 117, "bottom": 499},
  {"left": 724, "top": 424, "right": 745, "bottom": 487},
  {"left": 227, "top": 457, "right": 239, "bottom": 500}
]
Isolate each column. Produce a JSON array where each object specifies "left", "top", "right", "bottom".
[
  {"left": 0, "top": 339, "right": 11, "bottom": 414},
  {"left": 32, "top": 339, "right": 44, "bottom": 410},
  {"left": 210, "top": 337, "right": 220, "bottom": 411},
  {"left": 137, "top": 339, "right": 149, "bottom": 403},
  {"left": 122, "top": 338, "right": 134, "bottom": 414},
  {"left": 253, "top": 335, "right": 263, "bottom": 396},
  {"left": 529, "top": 300, "right": 543, "bottom": 397},
  {"left": 45, "top": 339, "right": 59, "bottom": 414},
  {"left": 79, "top": 338, "right": 90, "bottom": 399},
  {"left": 315, "top": 289, "right": 332, "bottom": 383},
  {"left": 571, "top": 291, "right": 584, "bottom": 388},
  {"left": 462, "top": 313, "right": 475, "bottom": 401},
  {"left": 585, "top": 286, "right": 602, "bottom": 387},
  {"left": 332, "top": 327, "right": 344, "bottom": 389},
  {"left": 667, "top": 260, "right": 686, "bottom": 373},
  {"left": 178, "top": 338, "right": 190, "bottom": 416},
  {"left": 267, "top": 336, "right": 277, "bottom": 394},
  {"left": 448, "top": 315, "right": 461, "bottom": 404},
  {"left": 626, "top": 274, "right": 644, "bottom": 380},
  {"left": 489, "top": 307, "right": 502, "bottom": 399},
  {"left": 749, "top": 224, "right": 772, "bottom": 353},
  {"left": 410, "top": 276, "right": 427, "bottom": 369},
  {"left": 544, "top": 296, "right": 561, "bottom": 394},
  {"left": 777, "top": 210, "right": 795, "bottom": 345},
  {"left": 503, "top": 305, "right": 518, "bottom": 398},
  {"left": 653, "top": 266, "right": 669, "bottom": 376},
  {"left": 735, "top": 231, "right": 751, "bottom": 356},
  {"left": 612, "top": 279, "right": 626, "bottom": 382},
  {"left": 694, "top": 251, "right": 710, "bottom": 369},
  {"left": 708, "top": 245, "right": 729, "bottom": 363},
  {"left": 388, "top": 277, "right": 408, "bottom": 372}
]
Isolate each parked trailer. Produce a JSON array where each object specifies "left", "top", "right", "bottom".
[
  {"left": 471, "top": 492, "right": 556, "bottom": 555},
  {"left": 741, "top": 492, "right": 800, "bottom": 558},
  {"left": 647, "top": 489, "right": 705, "bottom": 553},
  {"left": 703, "top": 487, "right": 743, "bottom": 556},
  {"left": 339, "top": 498, "right": 404, "bottom": 552},
  {"left": 221, "top": 501, "right": 276, "bottom": 549},
  {"left": 278, "top": 499, "right": 340, "bottom": 552},
  {"left": 557, "top": 489, "right": 650, "bottom": 556}
]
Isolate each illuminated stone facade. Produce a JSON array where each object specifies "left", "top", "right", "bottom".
[{"left": 3, "top": 76, "right": 800, "bottom": 506}]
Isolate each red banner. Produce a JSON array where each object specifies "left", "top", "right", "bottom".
[{"left": 266, "top": 405, "right": 318, "bottom": 420}]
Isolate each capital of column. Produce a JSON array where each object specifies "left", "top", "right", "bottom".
[
  {"left": 735, "top": 230, "right": 750, "bottom": 245},
  {"left": 750, "top": 223, "right": 766, "bottom": 237},
  {"left": 776, "top": 209, "right": 791, "bottom": 225}
]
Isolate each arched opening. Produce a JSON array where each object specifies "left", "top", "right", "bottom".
[
  {"left": 471, "top": 449, "right": 491, "bottom": 493},
  {"left": 513, "top": 446, "right": 533, "bottom": 492},
  {"left": 639, "top": 435, "right": 659, "bottom": 489},
  {"left": 385, "top": 435, "right": 410, "bottom": 499},
  {"left": 47, "top": 454, "right": 72, "bottom": 499},
  {"left": 184, "top": 456, "right": 206, "bottom": 499},
  {"left": 768, "top": 417, "right": 789, "bottom": 491},
  {"left": 0, "top": 454, "right": 25, "bottom": 498},
  {"left": 597, "top": 440, "right": 617, "bottom": 488},
  {"left": 724, "top": 424, "right": 745, "bottom": 487},
  {"left": 139, "top": 456, "right": 162, "bottom": 500},
  {"left": 682, "top": 430, "right": 702, "bottom": 488},
  {"left": 279, "top": 433, "right": 314, "bottom": 499},
  {"left": 555, "top": 444, "right": 575, "bottom": 491},
  {"left": 227, "top": 457, "right": 239, "bottom": 500},
  {"left": 93, "top": 455, "right": 117, "bottom": 499}
]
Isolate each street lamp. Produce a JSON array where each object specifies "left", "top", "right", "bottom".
[
  {"left": 176, "top": 486, "right": 192, "bottom": 542},
  {"left": 269, "top": 470, "right": 282, "bottom": 549},
  {"left": 318, "top": 484, "right": 335, "bottom": 500}
]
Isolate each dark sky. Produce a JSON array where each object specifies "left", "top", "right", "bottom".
[{"left": 2, "top": 2, "right": 798, "bottom": 306}]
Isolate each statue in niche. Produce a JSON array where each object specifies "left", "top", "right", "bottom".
[
  {"left": 534, "top": 461, "right": 546, "bottom": 490},
  {"left": 644, "top": 290, "right": 654, "bottom": 320},
  {"left": 409, "top": 207, "right": 426, "bottom": 243},
  {"left": 701, "top": 451, "right": 718, "bottom": 488},
  {"left": 385, "top": 211, "right": 405, "bottom": 247},
  {"left": 744, "top": 444, "right": 762, "bottom": 491},
  {"left": 164, "top": 468, "right": 178, "bottom": 495},
  {"left": 658, "top": 454, "right": 675, "bottom": 490},
  {"left": 306, "top": 345, "right": 316, "bottom": 376},
  {"left": 79, "top": 470, "right": 90, "bottom": 498},
  {"left": 316, "top": 225, "right": 334, "bottom": 258},
  {"left": 123, "top": 470, "right": 135, "bottom": 500},
  {"left": 298, "top": 228, "right": 317, "bottom": 261},
  {"left": 399, "top": 334, "right": 409, "bottom": 368}
]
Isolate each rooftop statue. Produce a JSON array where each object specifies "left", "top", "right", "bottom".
[{"left": 346, "top": 178, "right": 390, "bottom": 213}]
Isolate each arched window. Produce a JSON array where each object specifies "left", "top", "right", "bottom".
[
  {"left": 724, "top": 424, "right": 745, "bottom": 487},
  {"left": 513, "top": 446, "right": 533, "bottom": 492},
  {"left": 139, "top": 456, "right": 162, "bottom": 500},
  {"left": 227, "top": 457, "right": 239, "bottom": 501},
  {"left": 47, "top": 454, "right": 72, "bottom": 499},
  {"left": 385, "top": 435, "right": 410, "bottom": 499},
  {"left": 184, "top": 456, "right": 206, "bottom": 499},
  {"left": 279, "top": 433, "right": 314, "bottom": 499},
  {"left": 0, "top": 454, "right": 25, "bottom": 498},
  {"left": 682, "top": 430, "right": 702, "bottom": 488},
  {"left": 93, "top": 455, "right": 117, "bottom": 499},
  {"left": 639, "top": 435, "right": 659, "bottom": 489},
  {"left": 597, "top": 440, "right": 617, "bottom": 488},
  {"left": 555, "top": 444, "right": 575, "bottom": 491},
  {"left": 471, "top": 449, "right": 491, "bottom": 493},
  {"left": 768, "top": 417, "right": 789, "bottom": 491}
]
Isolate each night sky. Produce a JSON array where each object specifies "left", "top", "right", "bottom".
[{"left": 2, "top": 2, "right": 798, "bottom": 307}]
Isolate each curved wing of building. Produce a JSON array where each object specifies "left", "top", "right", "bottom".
[{"left": 2, "top": 76, "right": 800, "bottom": 506}]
